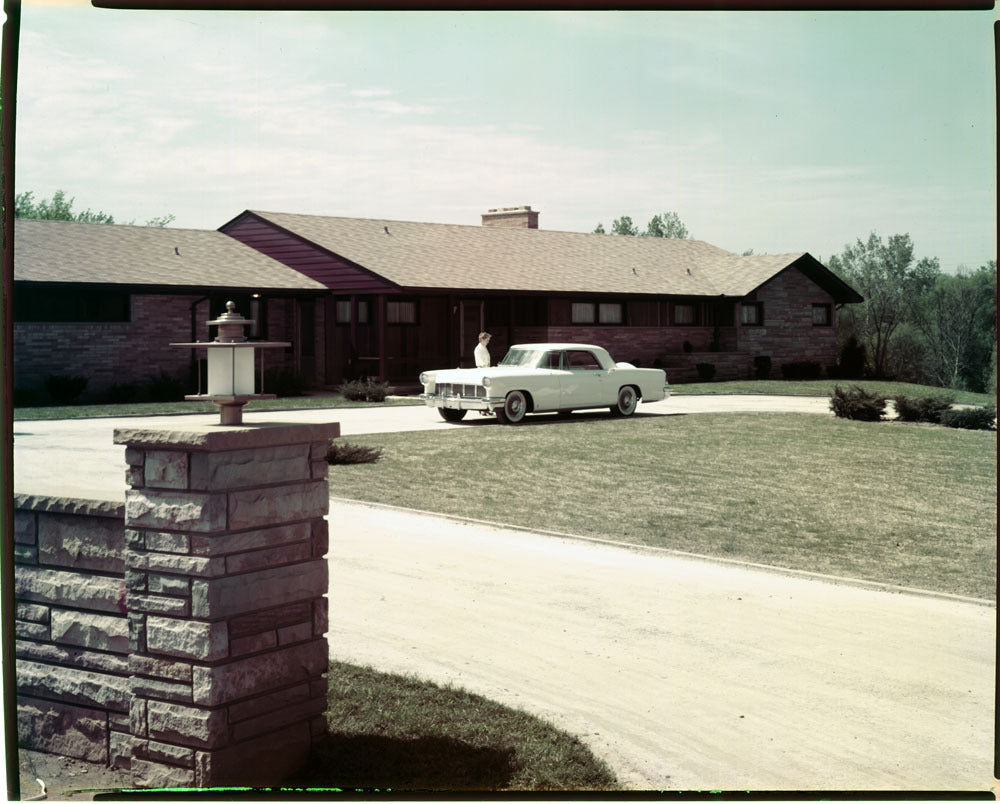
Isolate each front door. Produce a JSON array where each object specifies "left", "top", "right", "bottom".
[{"left": 459, "top": 300, "right": 484, "bottom": 367}]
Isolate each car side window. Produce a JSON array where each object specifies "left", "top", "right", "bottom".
[
  {"left": 566, "top": 350, "right": 601, "bottom": 370},
  {"left": 543, "top": 351, "right": 564, "bottom": 369}
]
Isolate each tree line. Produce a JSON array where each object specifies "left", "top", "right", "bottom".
[{"left": 14, "top": 190, "right": 175, "bottom": 227}]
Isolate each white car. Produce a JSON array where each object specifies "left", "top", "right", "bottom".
[{"left": 419, "top": 343, "right": 671, "bottom": 424}]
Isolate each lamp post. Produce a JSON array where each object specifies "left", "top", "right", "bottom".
[{"left": 172, "top": 300, "right": 290, "bottom": 425}]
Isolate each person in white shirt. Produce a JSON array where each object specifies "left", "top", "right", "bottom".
[{"left": 474, "top": 332, "right": 492, "bottom": 368}]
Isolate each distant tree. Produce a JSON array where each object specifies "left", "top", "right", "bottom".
[
  {"left": 741, "top": 248, "right": 754, "bottom": 256},
  {"left": 15, "top": 189, "right": 174, "bottom": 227},
  {"left": 593, "top": 211, "right": 690, "bottom": 238},
  {"left": 611, "top": 216, "right": 639, "bottom": 237},
  {"left": 643, "top": 211, "right": 689, "bottom": 239},
  {"left": 828, "top": 232, "right": 939, "bottom": 379}
]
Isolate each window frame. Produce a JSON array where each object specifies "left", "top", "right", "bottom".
[
  {"left": 386, "top": 298, "right": 418, "bottom": 325},
  {"left": 740, "top": 302, "right": 764, "bottom": 326},
  {"left": 672, "top": 303, "right": 697, "bottom": 326},
  {"left": 571, "top": 300, "right": 624, "bottom": 326},
  {"left": 812, "top": 303, "right": 832, "bottom": 327}
]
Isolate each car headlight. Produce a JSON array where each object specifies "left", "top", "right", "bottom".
[
  {"left": 482, "top": 376, "right": 491, "bottom": 387},
  {"left": 419, "top": 372, "right": 429, "bottom": 385}
]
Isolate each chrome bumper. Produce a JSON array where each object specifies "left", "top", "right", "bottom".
[{"left": 420, "top": 393, "right": 504, "bottom": 411}]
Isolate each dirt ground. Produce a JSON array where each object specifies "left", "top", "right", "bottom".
[{"left": 16, "top": 750, "right": 131, "bottom": 801}]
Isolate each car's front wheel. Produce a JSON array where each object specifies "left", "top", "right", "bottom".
[
  {"left": 611, "top": 385, "right": 638, "bottom": 417},
  {"left": 438, "top": 408, "right": 467, "bottom": 422},
  {"left": 496, "top": 390, "right": 528, "bottom": 424}
]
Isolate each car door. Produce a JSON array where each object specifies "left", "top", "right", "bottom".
[
  {"left": 562, "top": 349, "right": 608, "bottom": 407},
  {"left": 530, "top": 350, "right": 565, "bottom": 412}
]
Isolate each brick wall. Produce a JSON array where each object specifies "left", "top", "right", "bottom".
[{"left": 14, "top": 294, "right": 300, "bottom": 400}]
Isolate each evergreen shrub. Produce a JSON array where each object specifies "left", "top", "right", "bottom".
[
  {"left": 830, "top": 385, "right": 887, "bottom": 422},
  {"left": 893, "top": 394, "right": 955, "bottom": 424},
  {"left": 939, "top": 406, "right": 996, "bottom": 431}
]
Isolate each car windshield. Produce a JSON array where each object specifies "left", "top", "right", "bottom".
[{"left": 499, "top": 348, "right": 542, "bottom": 368}]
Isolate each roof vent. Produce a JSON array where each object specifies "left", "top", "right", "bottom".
[{"left": 481, "top": 205, "right": 539, "bottom": 229}]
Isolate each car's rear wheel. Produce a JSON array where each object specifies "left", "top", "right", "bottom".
[
  {"left": 611, "top": 385, "right": 638, "bottom": 417},
  {"left": 497, "top": 390, "right": 528, "bottom": 425},
  {"left": 438, "top": 408, "right": 467, "bottom": 422}
]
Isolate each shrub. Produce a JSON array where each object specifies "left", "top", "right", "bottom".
[
  {"left": 263, "top": 368, "right": 307, "bottom": 397},
  {"left": 339, "top": 378, "right": 390, "bottom": 403},
  {"left": 829, "top": 385, "right": 887, "bottom": 422},
  {"left": 326, "top": 441, "right": 383, "bottom": 464},
  {"left": 893, "top": 393, "right": 955, "bottom": 424},
  {"left": 939, "top": 406, "right": 996, "bottom": 431},
  {"left": 43, "top": 375, "right": 88, "bottom": 405},
  {"left": 13, "top": 387, "right": 41, "bottom": 407},
  {"left": 753, "top": 355, "right": 772, "bottom": 380},
  {"left": 837, "top": 336, "right": 867, "bottom": 379},
  {"left": 143, "top": 371, "right": 186, "bottom": 402},
  {"left": 102, "top": 382, "right": 142, "bottom": 404},
  {"left": 780, "top": 361, "right": 822, "bottom": 380},
  {"left": 695, "top": 362, "right": 716, "bottom": 382}
]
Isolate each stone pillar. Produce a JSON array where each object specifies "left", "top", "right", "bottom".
[{"left": 113, "top": 421, "right": 339, "bottom": 789}]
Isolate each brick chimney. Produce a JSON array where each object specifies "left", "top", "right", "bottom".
[{"left": 481, "top": 205, "right": 539, "bottom": 229}]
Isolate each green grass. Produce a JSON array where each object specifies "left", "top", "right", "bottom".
[
  {"left": 671, "top": 379, "right": 995, "bottom": 405},
  {"left": 289, "top": 661, "right": 619, "bottom": 792},
  {"left": 13, "top": 394, "right": 422, "bottom": 420},
  {"left": 329, "top": 412, "right": 996, "bottom": 599}
]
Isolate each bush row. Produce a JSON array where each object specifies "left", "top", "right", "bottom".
[
  {"left": 338, "top": 378, "right": 391, "bottom": 403},
  {"left": 830, "top": 385, "right": 995, "bottom": 430}
]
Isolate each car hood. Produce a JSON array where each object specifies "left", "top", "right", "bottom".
[{"left": 428, "top": 366, "right": 556, "bottom": 384}]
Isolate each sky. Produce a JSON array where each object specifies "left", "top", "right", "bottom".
[{"left": 11, "top": 4, "right": 998, "bottom": 272}]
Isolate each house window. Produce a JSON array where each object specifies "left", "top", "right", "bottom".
[
  {"left": 673, "top": 304, "right": 696, "bottom": 325},
  {"left": 571, "top": 302, "right": 596, "bottom": 324},
  {"left": 336, "top": 299, "right": 369, "bottom": 324},
  {"left": 741, "top": 302, "right": 764, "bottom": 326},
  {"left": 812, "top": 303, "right": 832, "bottom": 326},
  {"left": 386, "top": 300, "right": 417, "bottom": 324},
  {"left": 15, "top": 287, "right": 131, "bottom": 322},
  {"left": 598, "top": 303, "right": 623, "bottom": 324}
]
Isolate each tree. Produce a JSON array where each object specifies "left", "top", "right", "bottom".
[
  {"left": 644, "top": 211, "right": 689, "bottom": 239},
  {"left": 593, "top": 211, "right": 690, "bottom": 238},
  {"left": 828, "top": 232, "right": 939, "bottom": 379},
  {"left": 910, "top": 262, "right": 996, "bottom": 391},
  {"left": 14, "top": 189, "right": 174, "bottom": 227}
]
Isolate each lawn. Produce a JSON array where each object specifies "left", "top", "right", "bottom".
[
  {"left": 671, "top": 378, "right": 995, "bottom": 405},
  {"left": 289, "top": 661, "right": 619, "bottom": 792},
  {"left": 328, "top": 412, "right": 997, "bottom": 600}
]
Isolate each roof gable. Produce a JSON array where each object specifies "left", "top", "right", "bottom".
[{"left": 14, "top": 218, "right": 327, "bottom": 292}]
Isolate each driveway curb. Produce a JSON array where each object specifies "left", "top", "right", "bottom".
[{"left": 330, "top": 495, "right": 995, "bottom": 608}]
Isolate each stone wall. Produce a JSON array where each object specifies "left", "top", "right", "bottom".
[
  {"left": 14, "top": 420, "right": 339, "bottom": 789},
  {"left": 14, "top": 496, "right": 131, "bottom": 767}
]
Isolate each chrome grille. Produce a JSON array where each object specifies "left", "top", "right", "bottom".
[{"left": 437, "top": 383, "right": 486, "bottom": 398}]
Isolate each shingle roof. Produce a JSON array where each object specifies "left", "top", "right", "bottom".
[
  {"left": 14, "top": 218, "right": 327, "bottom": 291},
  {"left": 248, "top": 210, "right": 858, "bottom": 300}
]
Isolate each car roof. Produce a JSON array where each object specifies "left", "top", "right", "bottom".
[{"left": 508, "top": 343, "right": 605, "bottom": 351}]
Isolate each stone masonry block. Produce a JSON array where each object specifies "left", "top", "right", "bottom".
[
  {"left": 126, "top": 569, "right": 148, "bottom": 592},
  {"left": 227, "top": 480, "right": 328, "bottom": 531},
  {"left": 131, "top": 758, "right": 196, "bottom": 789},
  {"left": 18, "top": 696, "right": 108, "bottom": 763},
  {"left": 128, "top": 466, "right": 145, "bottom": 490},
  {"left": 189, "top": 444, "right": 312, "bottom": 490},
  {"left": 125, "top": 528, "right": 145, "bottom": 548},
  {"left": 277, "top": 621, "right": 313, "bottom": 646},
  {"left": 191, "top": 638, "right": 328, "bottom": 707},
  {"left": 130, "top": 654, "right": 194, "bottom": 682},
  {"left": 130, "top": 697, "right": 148, "bottom": 738},
  {"left": 15, "top": 567, "right": 124, "bottom": 613},
  {"left": 147, "top": 739, "right": 196, "bottom": 768},
  {"left": 14, "top": 511, "right": 36, "bottom": 544},
  {"left": 15, "top": 622, "right": 50, "bottom": 640},
  {"left": 127, "top": 593, "right": 191, "bottom": 617},
  {"left": 16, "top": 639, "right": 129, "bottom": 675},
  {"left": 227, "top": 682, "right": 310, "bottom": 723},
  {"left": 145, "top": 531, "right": 191, "bottom": 554},
  {"left": 228, "top": 601, "right": 312, "bottom": 639},
  {"left": 313, "top": 598, "right": 328, "bottom": 637},
  {"left": 38, "top": 513, "right": 125, "bottom": 574},
  {"left": 125, "top": 489, "right": 227, "bottom": 533},
  {"left": 191, "top": 560, "right": 327, "bottom": 620},
  {"left": 147, "top": 700, "right": 228, "bottom": 749},
  {"left": 312, "top": 518, "right": 329, "bottom": 558},
  {"left": 188, "top": 522, "right": 311, "bottom": 557},
  {"left": 129, "top": 612, "right": 147, "bottom": 653},
  {"left": 125, "top": 446, "right": 145, "bottom": 467},
  {"left": 224, "top": 541, "right": 312, "bottom": 575},
  {"left": 148, "top": 574, "right": 191, "bottom": 596},
  {"left": 51, "top": 609, "right": 129, "bottom": 653},
  {"left": 230, "top": 631, "right": 277, "bottom": 657},
  {"left": 16, "top": 602, "right": 49, "bottom": 623},
  {"left": 109, "top": 730, "right": 135, "bottom": 770},
  {"left": 16, "top": 659, "right": 130, "bottom": 712},
  {"left": 14, "top": 544, "right": 38, "bottom": 564},
  {"left": 309, "top": 441, "right": 328, "bottom": 461},
  {"left": 311, "top": 461, "right": 328, "bottom": 480},
  {"left": 132, "top": 676, "right": 194, "bottom": 704},
  {"left": 144, "top": 450, "right": 190, "bottom": 490},
  {"left": 129, "top": 551, "right": 226, "bottom": 577},
  {"left": 145, "top": 616, "right": 229, "bottom": 662}
]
